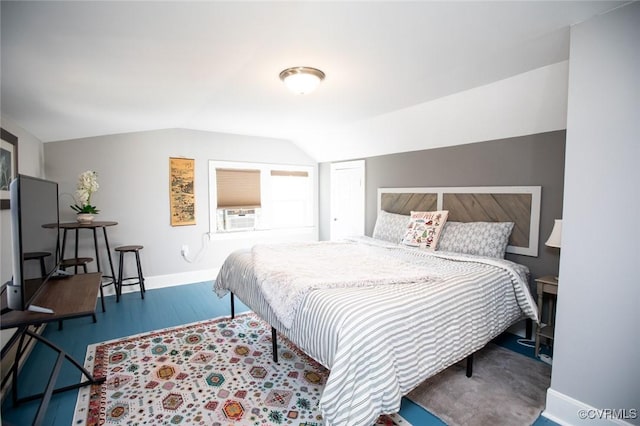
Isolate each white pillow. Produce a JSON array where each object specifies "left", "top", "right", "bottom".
[
  {"left": 372, "top": 210, "right": 410, "bottom": 244},
  {"left": 437, "top": 221, "right": 514, "bottom": 258}
]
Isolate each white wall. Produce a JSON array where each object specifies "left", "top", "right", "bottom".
[
  {"left": 302, "top": 61, "right": 568, "bottom": 162},
  {"left": 43, "top": 128, "right": 317, "bottom": 291},
  {"left": 544, "top": 3, "right": 640, "bottom": 425}
]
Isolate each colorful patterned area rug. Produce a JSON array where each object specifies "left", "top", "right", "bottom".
[{"left": 73, "top": 313, "right": 411, "bottom": 425}]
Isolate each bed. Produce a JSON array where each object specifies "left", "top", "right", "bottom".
[{"left": 214, "top": 186, "right": 541, "bottom": 426}]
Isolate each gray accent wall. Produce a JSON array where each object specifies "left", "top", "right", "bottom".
[{"left": 320, "top": 130, "right": 566, "bottom": 279}]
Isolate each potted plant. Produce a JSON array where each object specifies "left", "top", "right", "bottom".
[{"left": 71, "top": 170, "right": 100, "bottom": 223}]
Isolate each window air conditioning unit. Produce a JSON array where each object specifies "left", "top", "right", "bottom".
[{"left": 219, "top": 208, "right": 258, "bottom": 231}]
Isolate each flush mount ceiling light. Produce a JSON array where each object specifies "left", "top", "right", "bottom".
[{"left": 279, "top": 66, "right": 325, "bottom": 95}]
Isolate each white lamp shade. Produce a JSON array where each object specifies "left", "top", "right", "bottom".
[
  {"left": 545, "top": 219, "right": 562, "bottom": 248},
  {"left": 279, "top": 67, "right": 325, "bottom": 95}
]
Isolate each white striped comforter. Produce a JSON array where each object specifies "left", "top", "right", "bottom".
[
  {"left": 214, "top": 237, "right": 538, "bottom": 426},
  {"left": 252, "top": 240, "right": 443, "bottom": 329}
]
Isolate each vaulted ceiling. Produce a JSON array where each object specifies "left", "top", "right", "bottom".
[{"left": 0, "top": 1, "right": 624, "bottom": 159}]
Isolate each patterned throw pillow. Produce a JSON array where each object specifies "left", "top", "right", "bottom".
[
  {"left": 372, "top": 210, "right": 410, "bottom": 244},
  {"left": 401, "top": 210, "right": 449, "bottom": 250},
  {"left": 437, "top": 221, "right": 515, "bottom": 258}
]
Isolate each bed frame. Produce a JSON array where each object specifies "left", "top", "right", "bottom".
[
  {"left": 230, "top": 294, "right": 475, "bottom": 376},
  {"left": 230, "top": 185, "right": 541, "bottom": 377}
]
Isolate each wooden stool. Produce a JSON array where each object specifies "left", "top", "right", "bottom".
[
  {"left": 59, "top": 257, "right": 97, "bottom": 328},
  {"left": 24, "top": 252, "right": 51, "bottom": 277},
  {"left": 60, "top": 257, "right": 116, "bottom": 313},
  {"left": 60, "top": 257, "right": 93, "bottom": 273},
  {"left": 115, "top": 245, "right": 146, "bottom": 302}
]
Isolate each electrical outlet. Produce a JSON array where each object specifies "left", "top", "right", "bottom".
[{"left": 181, "top": 245, "right": 189, "bottom": 257}]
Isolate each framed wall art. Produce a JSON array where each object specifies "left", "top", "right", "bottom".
[
  {"left": 169, "top": 157, "right": 196, "bottom": 226},
  {"left": 1, "top": 128, "right": 18, "bottom": 210}
]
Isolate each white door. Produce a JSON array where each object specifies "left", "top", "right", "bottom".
[{"left": 330, "top": 160, "right": 365, "bottom": 240}]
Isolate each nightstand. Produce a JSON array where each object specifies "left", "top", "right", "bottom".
[{"left": 534, "top": 275, "right": 558, "bottom": 358}]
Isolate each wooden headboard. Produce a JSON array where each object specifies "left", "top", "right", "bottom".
[{"left": 377, "top": 186, "right": 541, "bottom": 256}]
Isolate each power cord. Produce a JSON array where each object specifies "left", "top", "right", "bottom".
[
  {"left": 180, "top": 233, "right": 210, "bottom": 263},
  {"left": 517, "top": 338, "right": 553, "bottom": 364},
  {"left": 517, "top": 338, "right": 535, "bottom": 348}
]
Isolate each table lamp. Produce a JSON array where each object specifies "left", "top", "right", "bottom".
[{"left": 545, "top": 219, "right": 562, "bottom": 279}]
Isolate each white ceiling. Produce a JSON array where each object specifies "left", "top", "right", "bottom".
[{"left": 0, "top": 1, "right": 625, "bottom": 158}]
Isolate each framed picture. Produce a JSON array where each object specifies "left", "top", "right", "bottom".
[
  {"left": 1, "top": 128, "right": 18, "bottom": 210},
  {"left": 169, "top": 157, "right": 196, "bottom": 226}
]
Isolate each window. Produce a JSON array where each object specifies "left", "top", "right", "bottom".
[
  {"left": 209, "top": 161, "right": 315, "bottom": 233},
  {"left": 270, "top": 170, "right": 311, "bottom": 228}
]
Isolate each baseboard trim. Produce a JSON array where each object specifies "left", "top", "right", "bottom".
[
  {"left": 102, "top": 269, "right": 219, "bottom": 296},
  {"left": 544, "top": 388, "right": 635, "bottom": 425}
]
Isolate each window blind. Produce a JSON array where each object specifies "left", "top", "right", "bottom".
[
  {"left": 270, "top": 170, "right": 309, "bottom": 177},
  {"left": 216, "top": 168, "right": 261, "bottom": 207}
]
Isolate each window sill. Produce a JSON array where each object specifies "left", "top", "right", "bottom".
[{"left": 209, "top": 226, "right": 317, "bottom": 241}]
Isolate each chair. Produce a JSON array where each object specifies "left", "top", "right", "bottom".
[
  {"left": 60, "top": 257, "right": 93, "bottom": 273},
  {"left": 23, "top": 252, "right": 51, "bottom": 277},
  {"left": 115, "top": 245, "right": 146, "bottom": 301},
  {"left": 60, "top": 256, "right": 117, "bottom": 314},
  {"left": 58, "top": 257, "right": 96, "bottom": 328}
]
